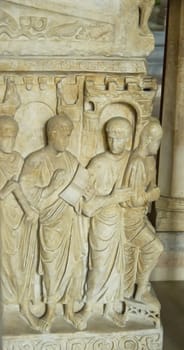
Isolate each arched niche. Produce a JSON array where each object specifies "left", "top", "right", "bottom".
[
  {"left": 14, "top": 102, "right": 54, "bottom": 157},
  {"left": 97, "top": 102, "right": 137, "bottom": 154}
]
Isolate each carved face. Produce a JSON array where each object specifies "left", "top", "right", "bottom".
[
  {"left": 0, "top": 135, "right": 16, "bottom": 153},
  {"left": 49, "top": 128, "right": 72, "bottom": 152},
  {"left": 107, "top": 135, "right": 128, "bottom": 154}
]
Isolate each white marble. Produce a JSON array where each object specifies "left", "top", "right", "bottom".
[{"left": 0, "top": 1, "right": 163, "bottom": 349}]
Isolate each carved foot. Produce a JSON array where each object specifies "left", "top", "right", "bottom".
[
  {"left": 65, "top": 312, "right": 88, "bottom": 330},
  {"left": 20, "top": 305, "right": 48, "bottom": 332},
  {"left": 39, "top": 304, "right": 56, "bottom": 333},
  {"left": 38, "top": 316, "right": 52, "bottom": 333},
  {"left": 105, "top": 311, "right": 127, "bottom": 328},
  {"left": 135, "top": 291, "right": 160, "bottom": 310}
]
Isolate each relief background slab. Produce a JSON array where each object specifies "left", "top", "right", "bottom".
[{"left": 0, "top": 0, "right": 154, "bottom": 58}]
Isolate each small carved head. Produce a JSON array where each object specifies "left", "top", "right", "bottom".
[
  {"left": 46, "top": 114, "right": 73, "bottom": 152},
  {"left": 105, "top": 117, "right": 132, "bottom": 154},
  {"left": 0, "top": 116, "right": 18, "bottom": 153},
  {"left": 140, "top": 119, "right": 163, "bottom": 156}
]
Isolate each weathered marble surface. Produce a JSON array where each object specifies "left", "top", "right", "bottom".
[
  {"left": 3, "top": 305, "right": 163, "bottom": 350},
  {"left": 0, "top": 1, "right": 163, "bottom": 349},
  {"left": 0, "top": 0, "right": 154, "bottom": 57}
]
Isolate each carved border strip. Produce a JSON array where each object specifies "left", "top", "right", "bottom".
[
  {"left": 0, "top": 59, "right": 146, "bottom": 74},
  {"left": 3, "top": 331, "right": 163, "bottom": 350}
]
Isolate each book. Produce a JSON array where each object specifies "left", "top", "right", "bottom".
[{"left": 59, "top": 164, "right": 89, "bottom": 206}]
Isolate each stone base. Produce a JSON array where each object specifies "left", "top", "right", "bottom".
[
  {"left": 3, "top": 306, "right": 163, "bottom": 350},
  {"left": 156, "top": 196, "right": 184, "bottom": 232},
  {"left": 151, "top": 232, "right": 184, "bottom": 281}
]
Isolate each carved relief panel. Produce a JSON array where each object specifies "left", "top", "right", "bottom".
[
  {"left": 0, "top": 70, "right": 163, "bottom": 342},
  {"left": 0, "top": 0, "right": 154, "bottom": 57}
]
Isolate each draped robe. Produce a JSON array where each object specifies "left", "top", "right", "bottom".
[
  {"left": 86, "top": 151, "right": 129, "bottom": 304},
  {"left": 20, "top": 146, "right": 86, "bottom": 304},
  {"left": 123, "top": 153, "right": 163, "bottom": 295},
  {"left": 0, "top": 150, "right": 24, "bottom": 303}
]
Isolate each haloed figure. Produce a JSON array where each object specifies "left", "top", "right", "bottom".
[{"left": 80, "top": 117, "right": 133, "bottom": 329}]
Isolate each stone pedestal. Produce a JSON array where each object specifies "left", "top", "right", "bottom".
[{"left": 3, "top": 305, "right": 163, "bottom": 350}]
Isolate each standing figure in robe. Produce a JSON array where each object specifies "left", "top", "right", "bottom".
[
  {"left": 123, "top": 119, "right": 163, "bottom": 308},
  {"left": 20, "top": 114, "right": 89, "bottom": 332},
  {"left": 0, "top": 115, "right": 38, "bottom": 327},
  {"left": 80, "top": 117, "right": 133, "bottom": 329}
]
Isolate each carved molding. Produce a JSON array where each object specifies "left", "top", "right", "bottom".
[
  {"left": 3, "top": 332, "right": 163, "bottom": 350},
  {"left": 156, "top": 196, "right": 184, "bottom": 212},
  {"left": 0, "top": 59, "right": 147, "bottom": 74},
  {"left": 0, "top": 10, "right": 114, "bottom": 42},
  {"left": 156, "top": 196, "right": 184, "bottom": 232}
]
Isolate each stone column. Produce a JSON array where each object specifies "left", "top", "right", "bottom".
[
  {"left": 153, "top": 0, "right": 184, "bottom": 281},
  {"left": 156, "top": 0, "right": 184, "bottom": 232}
]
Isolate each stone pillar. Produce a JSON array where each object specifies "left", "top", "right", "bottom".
[
  {"left": 153, "top": 0, "right": 184, "bottom": 281},
  {"left": 156, "top": 0, "right": 184, "bottom": 232}
]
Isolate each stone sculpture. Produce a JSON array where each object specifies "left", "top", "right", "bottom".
[
  {"left": 1, "top": 110, "right": 163, "bottom": 329},
  {"left": 123, "top": 120, "right": 163, "bottom": 308},
  {"left": 0, "top": 115, "right": 38, "bottom": 321},
  {"left": 1, "top": 1, "right": 164, "bottom": 349},
  {"left": 80, "top": 117, "right": 133, "bottom": 329},
  {"left": 20, "top": 114, "right": 90, "bottom": 331},
  {"left": 1, "top": 85, "right": 163, "bottom": 349}
]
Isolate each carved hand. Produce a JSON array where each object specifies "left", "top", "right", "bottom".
[
  {"left": 0, "top": 179, "right": 19, "bottom": 199},
  {"left": 42, "top": 169, "right": 66, "bottom": 199},
  {"left": 112, "top": 188, "right": 133, "bottom": 204},
  {"left": 50, "top": 169, "right": 66, "bottom": 190},
  {"left": 26, "top": 207, "right": 39, "bottom": 223},
  {"left": 83, "top": 175, "right": 96, "bottom": 201},
  {"left": 131, "top": 191, "right": 147, "bottom": 207},
  {"left": 146, "top": 187, "right": 160, "bottom": 202}
]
